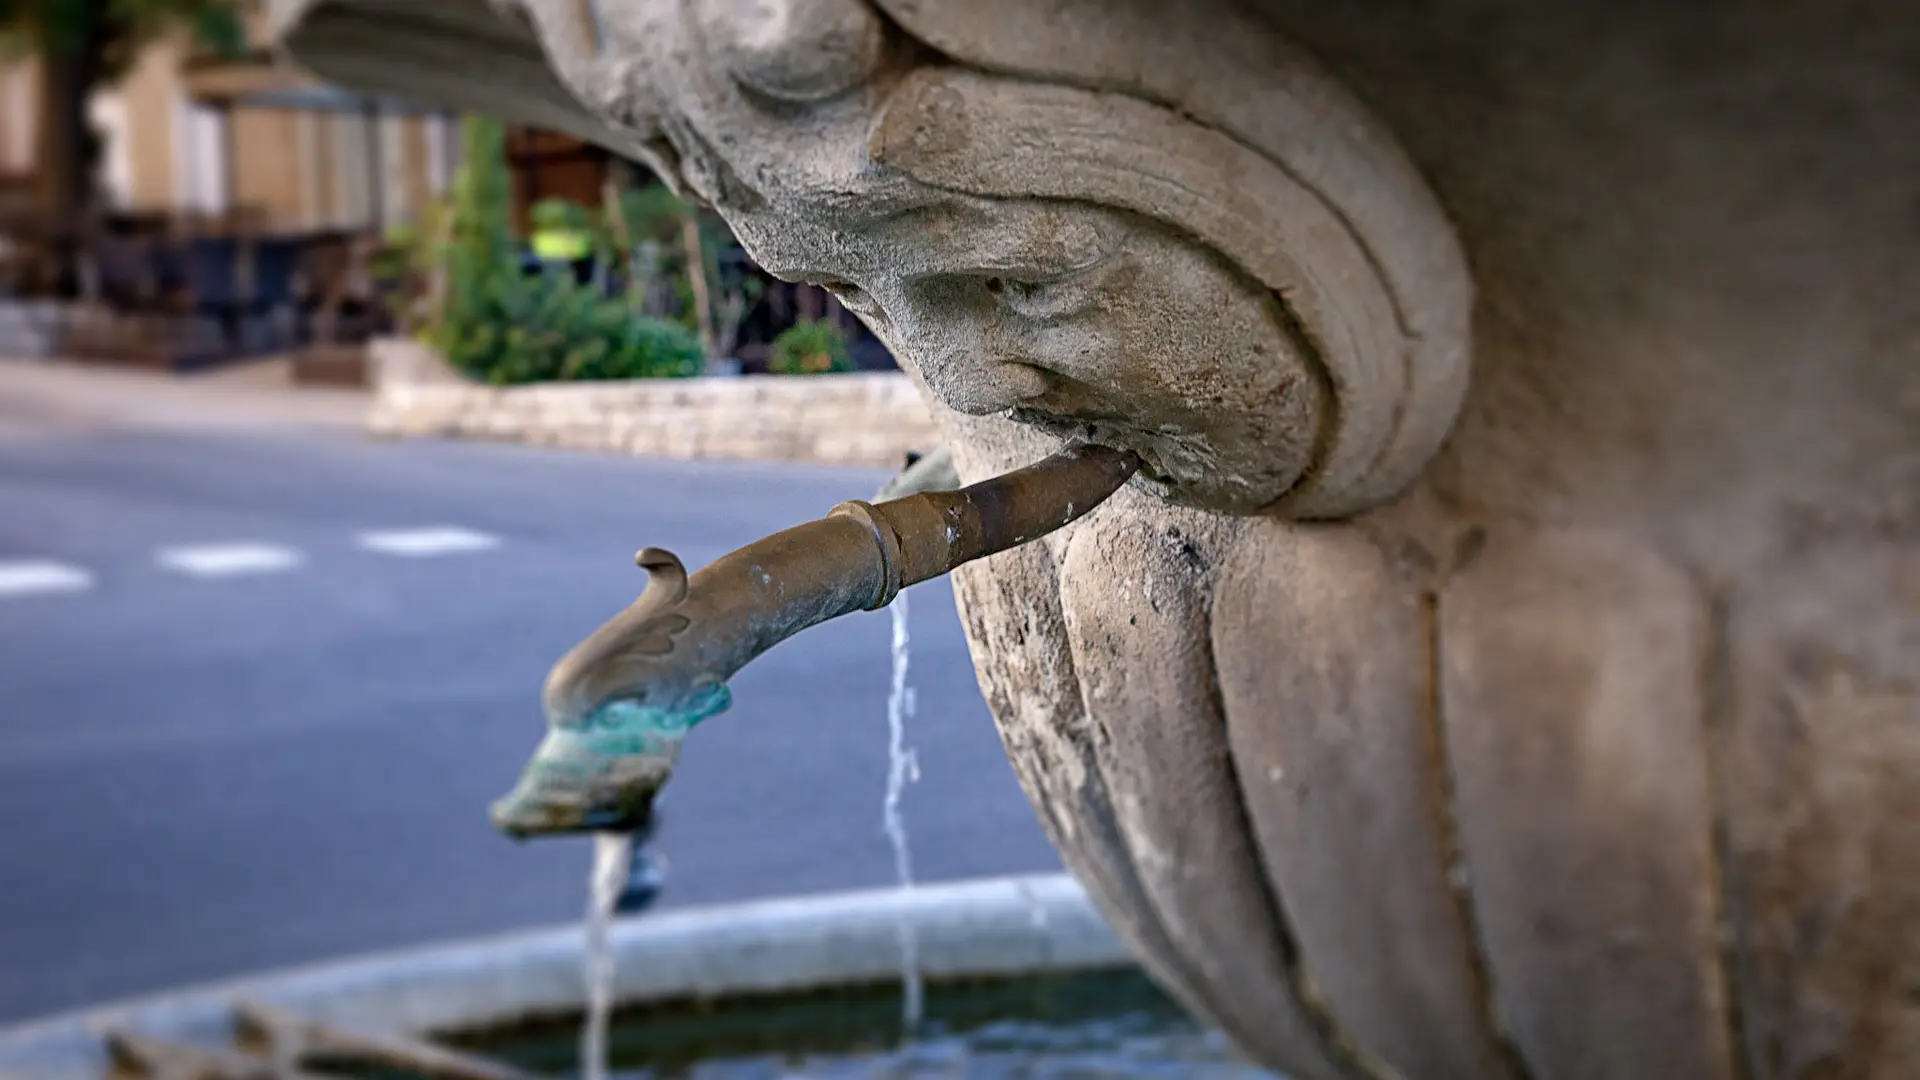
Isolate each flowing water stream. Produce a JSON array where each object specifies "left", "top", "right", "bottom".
[
  {"left": 883, "top": 589, "right": 924, "bottom": 1032},
  {"left": 582, "top": 831, "right": 634, "bottom": 1080},
  {"left": 573, "top": 591, "right": 923, "bottom": 1076}
]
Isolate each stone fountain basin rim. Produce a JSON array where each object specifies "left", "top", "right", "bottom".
[{"left": 0, "top": 873, "right": 1128, "bottom": 1080}]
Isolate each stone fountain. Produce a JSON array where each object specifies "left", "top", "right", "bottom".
[{"left": 271, "top": 2, "right": 1919, "bottom": 1078}]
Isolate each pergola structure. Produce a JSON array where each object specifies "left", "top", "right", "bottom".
[
  {"left": 177, "top": 43, "right": 454, "bottom": 235},
  {"left": 180, "top": 36, "right": 619, "bottom": 238}
]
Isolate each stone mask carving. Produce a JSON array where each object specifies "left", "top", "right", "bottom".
[
  {"left": 276, "top": 2, "right": 1484, "bottom": 1076},
  {"left": 284, "top": 0, "right": 1472, "bottom": 518},
  {"left": 284, "top": 4, "right": 1920, "bottom": 1080}
]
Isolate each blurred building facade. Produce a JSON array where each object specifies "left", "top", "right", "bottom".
[
  {"left": 0, "top": 1, "right": 458, "bottom": 234},
  {"left": 0, "top": 2, "right": 883, "bottom": 373}
]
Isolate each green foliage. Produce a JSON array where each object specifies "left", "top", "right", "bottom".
[
  {"left": 370, "top": 217, "right": 430, "bottom": 292},
  {"left": 443, "top": 115, "right": 516, "bottom": 309},
  {"left": 424, "top": 266, "right": 705, "bottom": 385},
  {"left": 606, "top": 184, "right": 701, "bottom": 328},
  {"left": 768, "top": 317, "right": 854, "bottom": 375},
  {"left": 369, "top": 197, "right": 450, "bottom": 333},
  {"left": 0, "top": 0, "right": 244, "bottom": 75},
  {"left": 615, "top": 184, "right": 697, "bottom": 246},
  {"left": 528, "top": 197, "right": 590, "bottom": 233},
  {"left": 417, "top": 116, "right": 703, "bottom": 385}
]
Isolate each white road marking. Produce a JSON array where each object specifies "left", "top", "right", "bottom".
[
  {"left": 156, "top": 542, "right": 305, "bottom": 578},
  {"left": 0, "top": 560, "right": 94, "bottom": 597},
  {"left": 355, "top": 526, "right": 501, "bottom": 557}
]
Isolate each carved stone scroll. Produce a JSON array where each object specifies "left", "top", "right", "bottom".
[{"left": 273, "top": 3, "right": 1920, "bottom": 1078}]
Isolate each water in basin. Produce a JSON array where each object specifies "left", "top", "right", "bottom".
[{"left": 446, "top": 968, "right": 1281, "bottom": 1079}]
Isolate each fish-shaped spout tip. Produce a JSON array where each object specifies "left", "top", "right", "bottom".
[{"left": 490, "top": 686, "right": 730, "bottom": 840}]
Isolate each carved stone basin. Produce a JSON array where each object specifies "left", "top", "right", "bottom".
[{"left": 270, "top": 2, "right": 1920, "bottom": 1078}]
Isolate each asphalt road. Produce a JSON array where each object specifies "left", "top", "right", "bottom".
[{"left": 0, "top": 424, "right": 1060, "bottom": 1023}]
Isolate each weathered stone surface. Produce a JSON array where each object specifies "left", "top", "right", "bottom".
[
  {"left": 1439, "top": 528, "right": 1735, "bottom": 1080},
  {"left": 284, "top": 4, "right": 1920, "bottom": 1079},
  {"left": 1720, "top": 532, "right": 1920, "bottom": 1080},
  {"left": 1212, "top": 521, "right": 1518, "bottom": 1080},
  {"left": 1056, "top": 503, "right": 1362, "bottom": 1079}
]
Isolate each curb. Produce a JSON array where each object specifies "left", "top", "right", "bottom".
[{"left": 0, "top": 874, "right": 1128, "bottom": 1080}]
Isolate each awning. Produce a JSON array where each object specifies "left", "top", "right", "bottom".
[{"left": 180, "top": 51, "right": 445, "bottom": 115}]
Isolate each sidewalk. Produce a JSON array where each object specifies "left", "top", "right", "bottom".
[{"left": 0, "top": 357, "right": 369, "bottom": 441}]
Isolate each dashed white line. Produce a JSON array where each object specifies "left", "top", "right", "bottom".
[
  {"left": 0, "top": 560, "right": 94, "bottom": 598},
  {"left": 155, "top": 542, "right": 305, "bottom": 579},
  {"left": 355, "top": 526, "right": 501, "bottom": 557},
  {"left": 13, "top": 527, "right": 501, "bottom": 593}
]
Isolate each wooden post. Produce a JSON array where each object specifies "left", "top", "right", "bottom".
[
  {"left": 219, "top": 101, "right": 240, "bottom": 229},
  {"left": 442, "top": 111, "right": 462, "bottom": 189},
  {"left": 362, "top": 101, "right": 384, "bottom": 231},
  {"left": 602, "top": 172, "right": 641, "bottom": 303},
  {"left": 681, "top": 213, "right": 717, "bottom": 360}
]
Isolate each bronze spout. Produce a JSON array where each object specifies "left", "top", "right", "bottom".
[{"left": 491, "top": 441, "right": 1140, "bottom": 839}]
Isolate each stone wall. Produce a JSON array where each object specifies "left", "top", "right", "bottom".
[{"left": 364, "top": 337, "right": 938, "bottom": 467}]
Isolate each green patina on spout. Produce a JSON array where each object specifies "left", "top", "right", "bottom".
[{"left": 490, "top": 441, "right": 1140, "bottom": 840}]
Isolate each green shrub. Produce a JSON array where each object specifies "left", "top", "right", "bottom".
[
  {"left": 528, "top": 197, "right": 593, "bottom": 234},
  {"left": 768, "top": 317, "right": 854, "bottom": 375},
  {"left": 418, "top": 117, "right": 701, "bottom": 385},
  {"left": 426, "top": 268, "right": 704, "bottom": 385}
]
